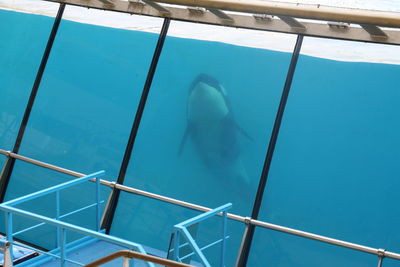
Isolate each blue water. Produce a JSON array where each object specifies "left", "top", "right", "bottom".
[{"left": 1, "top": 8, "right": 400, "bottom": 266}]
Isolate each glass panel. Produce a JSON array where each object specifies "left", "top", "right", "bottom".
[
  {"left": 0, "top": 1, "right": 58, "bottom": 150},
  {"left": 248, "top": 226, "right": 378, "bottom": 267},
  {"left": 383, "top": 258, "right": 400, "bottom": 267},
  {"left": 3, "top": 6, "right": 163, "bottom": 249},
  {"left": 112, "top": 20, "right": 297, "bottom": 265},
  {"left": 259, "top": 37, "right": 400, "bottom": 253},
  {"left": 112, "top": 191, "right": 244, "bottom": 266}
]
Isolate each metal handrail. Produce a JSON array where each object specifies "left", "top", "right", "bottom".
[
  {"left": 0, "top": 177, "right": 153, "bottom": 267},
  {"left": 1, "top": 149, "right": 400, "bottom": 261},
  {"left": 172, "top": 203, "right": 232, "bottom": 267},
  {"left": 84, "top": 250, "right": 194, "bottom": 267}
]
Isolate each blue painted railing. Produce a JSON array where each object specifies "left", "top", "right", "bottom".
[
  {"left": 0, "top": 171, "right": 154, "bottom": 267},
  {"left": 172, "top": 203, "right": 232, "bottom": 267}
]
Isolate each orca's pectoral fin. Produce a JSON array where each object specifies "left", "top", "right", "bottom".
[
  {"left": 235, "top": 123, "right": 253, "bottom": 141},
  {"left": 178, "top": 124, "right": 191, "bottom": 157}
]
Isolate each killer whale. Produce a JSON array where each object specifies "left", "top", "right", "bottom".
[{"left": 178, "top": 74, "right": 252, "bottom": 183}]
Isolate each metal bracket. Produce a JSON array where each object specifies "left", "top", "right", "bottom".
[
  {"left": 377, "top": 248, "right": 386, "bottom": 257},
  {"left": 142, "top": 0, "right": 171, "bottom": 15},
  {"left": 208, "top": 8, "right": 234, "bottom": 22},
  {"left": 128, "top": 0, "right": 146, "bottom": 8},
  {"left": 97, "top": 0, "right": 115, "bottom": 6},
  {"left": 253, "top": 14, "right": 273, "bottom": 23},
  {"left": 244, "top": 217, "right": 252, "bottom": 224},
  {"left": 360, "top": 24, "right": 388, "bottom": 40},
  {"left": 278, "top": 16, "right": 306, "bottom": 31},
  {"left": 187, "top": 7, "right": 205, "bottom": 16},
  {"left": 328, "top": 21, "right": 350, "bottom": 29}
]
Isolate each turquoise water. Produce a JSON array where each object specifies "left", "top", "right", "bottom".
[{"left": 1, "top": 9, "right": 400, "bottom": 266}]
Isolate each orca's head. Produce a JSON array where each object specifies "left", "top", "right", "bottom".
[
  {"left": 189, "top": 74, "right": 222, "bottom": 94},
  {"left": 187, "top": 74, "right": 229, "bottom": 121}
]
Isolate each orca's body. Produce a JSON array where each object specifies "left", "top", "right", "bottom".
[{"left": 179, "top": 74, "right": 251, "bottom": 184}]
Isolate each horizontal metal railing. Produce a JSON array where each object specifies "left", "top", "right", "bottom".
[
  {"left": 172, "top": 203, "right": 232, "bottom": 267},
  {"left": 84, "top": 250, "right": 194, "bottom": 267},
  {"left": 0, "top": 170, "right": 153, "bottom": 267},
  {"left": 1, "top": 149, "right": 400, "bottom": 262}
]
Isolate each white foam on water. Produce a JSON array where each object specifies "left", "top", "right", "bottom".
[{"left": 1, "top": 0, "right": 400, "bottom": 64}]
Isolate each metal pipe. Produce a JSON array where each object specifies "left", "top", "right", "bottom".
[
  {"left": 2, "top": 171, "right": 105, "bottom": 207},
  {"left": 2, "top": 150, "right": 400, "bottom": 261},
  {"left": 249, "top": 219, "right": 400, "bottom": 260},
  {"left": 11, "top": 201, "right": 104, "bottom": 237},
  {"left": 56, "top": 190, "right": 61, "bottom": 247},
  {"left": 153, "top": 0, "right": 400, "bottom": 28},
  {"left": 0, "top": 149, "right": 114, "bottom": 187},
  {"left": 0, "top": 205, "right": 148, "bottom": 255},
  {"left": 377, "top": 256, "right": 384, "bottom": 267},
  {"left": 0, "top": 148, "right": 245, "bottom": 221},
  {"left": 84, "top": 250, "right": 194, "bottom": 267},
  {"left": 114, "top": 183, "right": 246, "bottom": 222}
]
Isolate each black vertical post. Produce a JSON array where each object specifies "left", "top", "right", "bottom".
[
  {"left": 102, "top": 18, "right": 171, "bottom": 232},
  {"left": 236, "top": 34, "right": 304, "bottom": 266},
  {"left": 0, "top": 4, "right": 66, "bottom": 203}
]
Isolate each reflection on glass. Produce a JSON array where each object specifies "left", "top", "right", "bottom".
[
  {"left": 259, "top": 37, "right": 400, "bottom": 254},
  {"left": 0, "top": 9, "right": 55, "bottom": 150},
  {"left": 111, "top": 21, "right": 297, "bottom": 265},
  {"left": 249, "top": 227, "right": 377, "bottom": 267}
]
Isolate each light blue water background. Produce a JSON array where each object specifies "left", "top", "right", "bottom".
[{"left": 1, "top": 9, "right": 400, "bottom": 267}]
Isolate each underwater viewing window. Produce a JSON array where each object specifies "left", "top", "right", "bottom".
[
  {"left": 110, "top": 20, "right": 298, "bottom": 266},
  {"left": 248, "top": 226, "right": 378, "bottom": 267},
  {"left": 256, "top": 36, "right": 400, "bottom": 265},
  {"left": 0, "top": 1, "right": 58, "bottom": 151},
  {"left": 1, "top": 1, "right": 400, "bottom": 266},
  {"left": 1, "top": 5, "right": 164, "bottom": 249}
]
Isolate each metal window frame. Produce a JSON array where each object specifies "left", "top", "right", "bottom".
[
  {"left": 101, "top": 17, "right": 171, "bottom": 233},
  {"left": 236, "top": 34, "right": 304, "bottom": 266},
  {"left": 0, "top": 3, "right": 66, "bottom": 203},
  {"left": 43, "top": 0, "right": 400, "bottom": 45}
]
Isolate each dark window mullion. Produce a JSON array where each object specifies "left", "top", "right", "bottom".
[
  {"left": 236, "top": 34, "right": 304, "bottom": 267},
  {"left": 0, "top": 3, "right": 66, "bottom": 203},
  {"left": 102, "top": 18, "right": 171, "bottom": 233}
]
